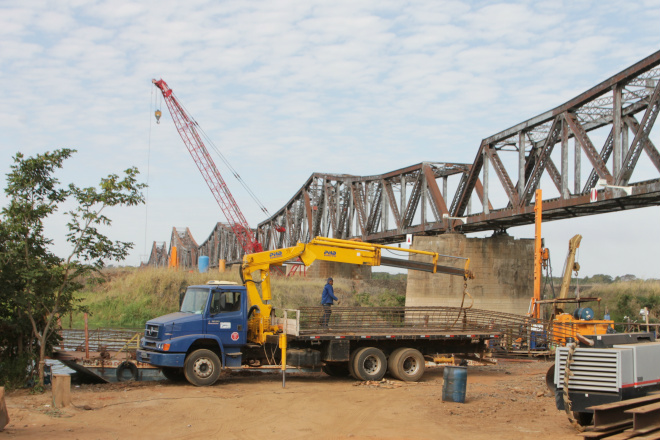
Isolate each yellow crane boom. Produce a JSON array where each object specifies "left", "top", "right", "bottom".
[
  {"left": 558, "top": 234, "right": 582, "bottom": 300},
  {"left": 241, "top": 236, "right": 473, "bottom": 344}
]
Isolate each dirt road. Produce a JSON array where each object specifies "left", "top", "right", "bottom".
[{"left": 3, "top": 360, "right": 578, "bottom": 440}]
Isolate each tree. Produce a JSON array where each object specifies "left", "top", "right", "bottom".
[{"left": 1, "top": 149, "right": 146, "bottom": 386}]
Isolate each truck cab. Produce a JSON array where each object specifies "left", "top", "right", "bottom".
[{"left": 137, "top": 281, "right": 248, "bottom": 385}]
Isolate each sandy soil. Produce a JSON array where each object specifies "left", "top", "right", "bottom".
[{"left": 2, "top": 360, "right": 579, "bottom": 440}]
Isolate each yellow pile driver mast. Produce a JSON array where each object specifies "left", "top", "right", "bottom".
[{"left": 241, "top": 237, "right": 473, "bottom": 345}]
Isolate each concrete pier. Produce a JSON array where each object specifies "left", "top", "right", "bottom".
[{"left": 406, "top": 234, "right": 534, "bottom": 315}]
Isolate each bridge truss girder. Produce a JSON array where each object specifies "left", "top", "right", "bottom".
[
  {"left": 147, "top": 50, "right": 660, "bottom": 261},
  {"left": 258, "top": 50, "right": 660, "bottom": 248}
]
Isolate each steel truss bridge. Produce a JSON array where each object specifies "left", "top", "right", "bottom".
[{"left": 146, "top": 50, "right": 660, "bottom": 268}]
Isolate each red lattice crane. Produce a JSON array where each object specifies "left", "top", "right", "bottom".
[{"left": 153, "top": 79, "right": 263, "bottom": 254}]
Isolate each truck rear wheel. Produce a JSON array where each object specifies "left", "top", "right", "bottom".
[
  {"left": 387, "top": 348, "right": 407, "bottom": 379},
  {"left": 348, "top": 348, "right": 361, "bottom": 380},
  {"left": 389, "top": 348, "right": 425, "bottom": 382},
  {"left": 184, "top": 349, "right": 221, "bottom": 386},
  {"left": 352, "top": 347, "right": 387, "bottom": 381}
]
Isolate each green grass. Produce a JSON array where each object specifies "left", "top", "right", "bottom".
[{"left": 588, "top": 280, "right": 660, "bottom": 323}]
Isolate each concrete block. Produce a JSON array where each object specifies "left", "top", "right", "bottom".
[{"left": 407, "top": 234, "right": 533, "bottom": 315}]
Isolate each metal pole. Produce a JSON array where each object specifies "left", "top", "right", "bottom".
[
  {"left": 84, "top": 313, "right": 89, "bottom": 360},
  {"left": 280, "top": 333, "right": 287, "bottom": 388},
  {"left": 533, "top": 189, "right": 542, "bottom": 319}
]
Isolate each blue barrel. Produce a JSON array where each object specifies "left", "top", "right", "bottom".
[
  {"left": 442, "top": 366, "right": 467, "bottom": 403},
  {"left": 198, "top": 256, "right": 210, "bottom": 273}
]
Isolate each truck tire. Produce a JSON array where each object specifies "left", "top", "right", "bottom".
[
  {"left": 389, "top": 348, "right": 425, "bottom": 382},
  {"left": 348, "top": 348, "right": 361, "bottom": 380},
  {"left": 352, "top": 347, "right": 387, "bottom": 381},
  {"left": 184, "top": 349, "right": 222, "bottom": 386},
  {"left": 322, "top": 362, "right": 349, "bottom": 377},
  {"left": 387, "top": 348, "right": 408, "bottom": 380},
  {"left": 161, "top": 367, "right": 186, "bottom": 382}
]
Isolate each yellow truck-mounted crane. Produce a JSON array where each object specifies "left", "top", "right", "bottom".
[
  {"left": 241, "top": 236, "right": 473, "bottom": 345},
  {"left": 138, "top": 236, "right": 501, "bottom": 387}
]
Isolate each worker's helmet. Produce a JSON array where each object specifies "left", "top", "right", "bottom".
[{"left": 327, "top": 277, "right": 333, "bottom": 282}]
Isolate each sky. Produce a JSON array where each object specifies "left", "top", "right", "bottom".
[{"left": 1, "top": 0, "right": 659, "bottom": 278}]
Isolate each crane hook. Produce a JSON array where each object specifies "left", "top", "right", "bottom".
[{"left": 155, "top": 109, "right": 162, "bottom": 124}]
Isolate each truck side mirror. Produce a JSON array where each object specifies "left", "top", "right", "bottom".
[{"left": 179, "top": 290, "right": 186, "bottom": 308}]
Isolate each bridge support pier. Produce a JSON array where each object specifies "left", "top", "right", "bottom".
[{"left": 407, "top": 234, "right": 534, "bottom": 316}]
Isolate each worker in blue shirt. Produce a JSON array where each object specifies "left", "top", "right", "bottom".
[{"left": 321, "top": 277, "right": 339, "bottom": 328}]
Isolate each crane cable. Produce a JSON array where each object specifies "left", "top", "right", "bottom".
[
  {"left": 143, "top": 86, "right": 154, "bottom": 264},
  {"left": 173, "top": 95, "right": 272, "bottom": 218}
]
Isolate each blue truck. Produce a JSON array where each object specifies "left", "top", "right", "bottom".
[{"left": 137, "top": 238, "right": 498, "bottom": 386}]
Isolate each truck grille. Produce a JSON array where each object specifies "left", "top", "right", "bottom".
[
  {"left": 145, "top": 324, "right": 159, "bottom": 339},
  {"left": 556, "top": 347, "right": 620, "bottom": 393}
]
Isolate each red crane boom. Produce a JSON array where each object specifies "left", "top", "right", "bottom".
[{"left": 153, "top": 78, "right": 262, "bottom": 254}]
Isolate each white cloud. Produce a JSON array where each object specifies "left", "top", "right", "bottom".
[{"left": 0, "top": 0, "right": 659, "bottom": 275}]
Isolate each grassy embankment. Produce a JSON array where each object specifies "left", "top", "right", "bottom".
[
  {"left": 70, "top": 268, "right": 659, "bottom": 330},
  {"left": 540, "top": 278, "right": 660, "bottom": 326},
  {"left": 588, "top": 280, "right": 660, "bottom": 323},
  {"left": 69, "top": 268, "right": 406, "bottom": 329}
]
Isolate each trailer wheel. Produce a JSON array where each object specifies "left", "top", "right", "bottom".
[
  {"left": 322, "top": 362, "right": 349, "bottom": 377},
  {"left": 116, "top": 361, "right": 139, "bottom": 382},
  {"left": 161, "top": 367, "right": 186, "bottom": 382},
  {"left": 184, "top": 349, "right": 222, "bottom": 386},
  {"left": 390, "top": 348, "right": 425, "bottom": 382},
  {"left": 353, "top": 347, "right": 387, "bottom": 381}
]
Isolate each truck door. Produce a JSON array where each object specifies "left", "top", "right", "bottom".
[{"left": 206, "top": 289, "right": 247, "bottom": 347}]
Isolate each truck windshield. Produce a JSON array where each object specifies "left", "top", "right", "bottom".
[{"left": 180, "top": 288, "right": 209, "bottom": 314}]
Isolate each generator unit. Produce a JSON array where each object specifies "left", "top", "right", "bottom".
[{"left": 553, "top": 340, "right": 660, "bottom": 419}]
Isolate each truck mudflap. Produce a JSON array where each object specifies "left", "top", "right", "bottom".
[{"left": 137, "top": 349, "right": 186, "bottom": 368}]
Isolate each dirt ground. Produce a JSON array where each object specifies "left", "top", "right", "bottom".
[{"left": 2, "top": 360, "right": 580, "bottom": 440}]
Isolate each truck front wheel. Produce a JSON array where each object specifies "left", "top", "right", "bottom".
[{"left": 184, "top": 349, "right": 222, "bottom": 386}]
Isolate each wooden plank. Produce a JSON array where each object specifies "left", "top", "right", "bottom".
[
  {"left": 0, "top": 387, "right": 9, "bottom": 431},
  {"left": 52, "top": 374, "right": 71, "bottom": 408}
]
